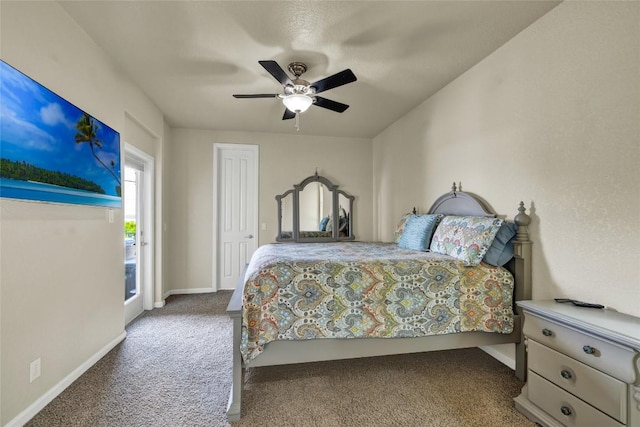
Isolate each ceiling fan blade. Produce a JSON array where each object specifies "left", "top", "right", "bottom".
[
  {"left": 259, "top": 60, "right": 293, "bottom": 87},
  {"left": 310, "top": 69, "right": 357, "bottom": 94},
  {"left": 282, "top": 109, "right": 296, "bottom": 120},
  {"left": 233, "top": 94, "right": 279, "bottom": 99},
  {"left": 313, "top": 96, "right": 349, "bottom": 113}
]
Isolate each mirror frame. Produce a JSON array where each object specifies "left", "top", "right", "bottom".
[{"left": 276, "top": 172, "right": 355, "bottom": 242}]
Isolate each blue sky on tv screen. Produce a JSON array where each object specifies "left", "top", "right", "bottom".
[{"left": 0, "top": 60, "right": 121, "bottom": 197}]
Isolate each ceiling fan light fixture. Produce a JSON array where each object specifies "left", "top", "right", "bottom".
[{"left": 282, "top": 94, "right": 313, "bottom": 113}]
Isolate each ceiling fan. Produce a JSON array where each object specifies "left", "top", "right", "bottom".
[{"left": 233, "top": 60, "right": 357, "bottom": 123}]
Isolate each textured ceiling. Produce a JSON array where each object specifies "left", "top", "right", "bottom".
[{"left": 59, "top": 1, "right": 560, "bottom": 138}]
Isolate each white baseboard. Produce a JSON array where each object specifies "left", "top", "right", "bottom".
[
  {"left": 479, "top": 345, "right": 516, "bottom": 370},
  {"left": 5, "top": 331, "right": 127, "bottom": 427}
]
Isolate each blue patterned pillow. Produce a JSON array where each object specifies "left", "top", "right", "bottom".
[
  {"left": 483, "top": 221, "right": 518, "bottom": 266},
  {"left": 430, "top": 216, "right": 504, "bottom": 266},
  {"left": 394, "top": 212, "right": 414, "bottom": 243},
  {"left": 397, "top": 214, "right": 440, "bottom": 251}
]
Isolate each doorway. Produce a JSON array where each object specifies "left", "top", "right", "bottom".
[
  {"left": 213, "top": 144, "right": 259, "bottom": 290},
  {"left": 124, "top": 144, "right": 154, "bottom": 325}
]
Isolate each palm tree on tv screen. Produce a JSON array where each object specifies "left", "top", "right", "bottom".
[{"left": 74, "top": 113, "right": 121, "bottom": 192}]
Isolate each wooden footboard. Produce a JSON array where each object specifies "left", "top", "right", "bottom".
[{"left": 226, "top": 284, "right": 524, "bottom": 420}]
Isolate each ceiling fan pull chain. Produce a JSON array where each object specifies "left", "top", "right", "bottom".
[{"left": 295, "top": 113, "right": 300, "bottom": 132}]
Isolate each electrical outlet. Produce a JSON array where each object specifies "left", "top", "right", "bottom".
[{"left": 30, "top": 358, "right": 41, "bottom": 383}]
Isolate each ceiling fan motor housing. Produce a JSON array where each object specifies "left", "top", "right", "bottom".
[
  {"left": 283, "top": 83, "right": 314, "bottom": 96},
  {"left": 283, "top": 62, "right": 313, "bottom": 96}
]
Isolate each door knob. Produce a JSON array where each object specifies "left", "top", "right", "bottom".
[{"left": 245, "top": 234, "right": 254, "bottom": 239}]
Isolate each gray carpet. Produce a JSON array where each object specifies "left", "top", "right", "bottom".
[{"left": 27, "top": 292, "right": 533, "bottom": 426}]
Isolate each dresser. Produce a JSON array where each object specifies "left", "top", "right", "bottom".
[{"left": 514, "top": 300, "right": 640, "bottom": 427}]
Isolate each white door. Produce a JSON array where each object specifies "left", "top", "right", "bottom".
[
  {"left": 124, "top": 145, "right": 154, "bottom": 325},
  {"left": 213, "top": 144, "right": 259, "bottom": 290}
]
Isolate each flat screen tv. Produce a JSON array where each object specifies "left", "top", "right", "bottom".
[{"left": 0, "top": 59, "right": 121, "bottom": 208}]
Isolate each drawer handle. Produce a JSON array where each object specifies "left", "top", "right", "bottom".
[
  {"left": 560, "top": 406, "right": 573, "bottom": 416},
  {"left": 542, "top": 328, "right": 553, "bottom": 337},
  {"left": 583, "top": 345, "right": 597, "bottom": 355},
  {"left": 560, "top": 369, "right": 573, "bottom": 380}
]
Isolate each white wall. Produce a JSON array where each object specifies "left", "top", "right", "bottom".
[
  {"left": 167, "top": 129, "right": 373, "bottom": 292},
  {"left": 0, "top": 2, "right": 168, "bottom": 425},
  {"left": 373, "top": 2, "right": 639, "bottom": 316}
]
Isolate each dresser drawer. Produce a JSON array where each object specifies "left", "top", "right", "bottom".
[
  {"left": 528, "top": 370, "right": 624, "bottom": 427},
  {"left": 528, "top": 339, "right": 627, "bottom": 423},
  {"left": 523, "top": 313, "right": 637, "bottom": 383}
]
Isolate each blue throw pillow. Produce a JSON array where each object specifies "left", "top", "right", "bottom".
[
  {"left": 483, "top": 221, "right": 518, "bottom": 266},
  {"left": 318, "top": 216, "right": 330, "bottom": 231},
  {"left": 398, "top": 214, "right": 440, "bottom": 251}
]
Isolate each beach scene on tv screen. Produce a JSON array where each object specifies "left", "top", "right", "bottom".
[{"left": 0, "top": 60, "right": 121, "bottom": 208}]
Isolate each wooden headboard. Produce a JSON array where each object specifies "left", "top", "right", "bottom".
[{"left": 428, "top": 186, "right": 494, "bottom": 217}]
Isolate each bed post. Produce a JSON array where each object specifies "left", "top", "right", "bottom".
[
  {"left": 512, "top": 202, "right": 532, "bottom": 381},
  {"left": 226, "top": 283, "right": 244, "bottom": 421}
]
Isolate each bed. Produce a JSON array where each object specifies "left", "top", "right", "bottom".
[{"left": 226, "top": 186, "right": 532, "bottom": 421}]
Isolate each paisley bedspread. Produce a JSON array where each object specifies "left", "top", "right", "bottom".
[{"left": 240, "top": 242, "right": 514, "bottom": 363}]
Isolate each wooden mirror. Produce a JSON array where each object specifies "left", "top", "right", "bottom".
[{"left": 276, "top": 172, "right": 355, "bottom": 242}]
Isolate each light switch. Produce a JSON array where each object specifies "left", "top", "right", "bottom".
[{"left": 261, "top": 223, "right": 267, "bottom": 231}]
